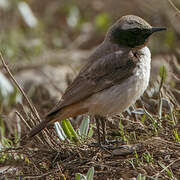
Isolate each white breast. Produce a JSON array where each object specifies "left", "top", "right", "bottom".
[
  {"left": 87, "top": 47, "right": 151, "bottom": 116},
  {"left": 132, "top": 47, "right": 151, "bottom": 101}
]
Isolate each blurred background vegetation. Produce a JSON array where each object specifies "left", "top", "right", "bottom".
[
  {"left": 0, "top": 0, "right": 180, "bottom": 179},
  {"left": 0, "top": 0, "right": 179, "bottom": 61},
  {"left": 0, "top": 0, "right": 180, "bottom": 145}
]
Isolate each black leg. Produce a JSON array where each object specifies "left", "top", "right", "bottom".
[
  {"left": 92, "top": 115, "right": 131, "bottom": 153},
  {"left": 93, "top": 115, "right": 135, "bottom": 154},
  {"left": 100, "top": 116, "right": 118, "bottom": 145},
  {"left": 100, "top": 116, "right": 107, "bottom": 144},
  {"left": 95, "top": 115, "right": 101, "bottom": 146},
  {"left": 100, "top": 116, "right": 121, "bottom": 145}
]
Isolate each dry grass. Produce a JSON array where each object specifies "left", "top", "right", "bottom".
[
  {"left": 0, "top": 0, "right": 180, "bottom": 179},
  {"left": 0, "top": 53, "right": 180, "bottom": 179}
]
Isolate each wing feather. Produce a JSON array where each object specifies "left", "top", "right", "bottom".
[{"left": 47, "top": 50, "right": 137, "bottom": 116}]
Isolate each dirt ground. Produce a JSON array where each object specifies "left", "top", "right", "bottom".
[{"left": 0, "top": 0, "right": 180, "bottom": 179}]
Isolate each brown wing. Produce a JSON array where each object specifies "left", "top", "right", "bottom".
[{"left": 47, "top": 50, "right": 137, "bottom": 117}]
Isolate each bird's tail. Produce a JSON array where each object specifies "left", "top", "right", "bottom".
[
  {"left": 27, "top": 102, "right": 87, "bottom": 140},
  {"left": 28, "top": 108, "right": 62, "bottom": 139},
  {"left": 28, "top": 118, "right": 51, "bottom": 138}
]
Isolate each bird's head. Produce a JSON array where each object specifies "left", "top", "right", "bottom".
[{"left": 107, "top": 15, "right": 167, "bottom": 48}]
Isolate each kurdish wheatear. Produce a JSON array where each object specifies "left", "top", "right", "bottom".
[{"left": 28, "top": 15, "right": 166, "bottom": 145}]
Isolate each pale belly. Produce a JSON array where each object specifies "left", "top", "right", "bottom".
[
  {"left": 86, "top": 47, "right": 151, "bottom": 116},
  {"left": 87, "top": 75, "right": 147, "bottom": 116}
]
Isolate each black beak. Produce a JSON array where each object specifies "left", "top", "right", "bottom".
[{"left": 151, "top": 27, "right": 167, "bottom": 33}]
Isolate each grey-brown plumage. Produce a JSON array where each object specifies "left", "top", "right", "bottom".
[{"left": 28, "top": 15, "right": 166, "bottom": 141}]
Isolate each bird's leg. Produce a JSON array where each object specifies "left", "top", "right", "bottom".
[
  {"left": 95, "top": 115, "right": 101, "bottom": 147},
  {"left": 101, "top": 116, "right": 121, "bottom": 145},
  {"left": 95, "top": 115, "right": 118, "bottom": 146},
  {"left": 100, "top": 116, "right": 119, "bottom": 144},
  {"left": 100, "top": 116, "right": 107, "bottom": 144},
  {"left": 93, "top": 115, "right": 129, "bottom": 152}
]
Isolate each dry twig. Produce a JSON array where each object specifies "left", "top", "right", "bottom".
[
  {"left": 153, "top": 158, "right": 180, "bottom": 178},
  {"left": 0, "top": 53, "right": 41, "bottom": 123},
  {"left": 168, "top": 0, "right": 180, "bottom": 15}
]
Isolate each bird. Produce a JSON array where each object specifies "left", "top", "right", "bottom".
[{"left": 27, "top": 15, "right": 166, "bottom": 146}]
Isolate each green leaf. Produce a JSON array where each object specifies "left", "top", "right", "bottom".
[
  {"left": 159, "top": 162, "right": 174, "bottom": 178},
  {"left": 61, "top": 119, "right": 73, "bottom": 142},
  {"left": 137, "top": 174, "right": 142, "bottom": 180},
  {"left": 79, "top": 116, "right": 90, "bottom": 137},
  {"left": 86, "top": 167, "right": 94, "bottom": 180},
  {"left": 88, "top": 124, "right": 94, "bottom": 138},
  {"left": 0, "top": 115, "right": 5, "bottom": 138},
  {"left": 159, "top": 66, "right": 167, "bottom": 83},
  {"left": 61, "top": 119, "right": 79, "bottom": 142},
  {"left": 75, "top": 173, "right": 87, "bottom": 180},
  {"left": 65, "top": 119, "right": 79, "bottom": 142},
  {"left": 141, "top": 114, "right": 146, "bottom": 124},
  {"left": 137, "top": 173, "right": 146, "bottom": 180},
  {"left": 173, "top": 129, "right": 180, "bottom": 142}
]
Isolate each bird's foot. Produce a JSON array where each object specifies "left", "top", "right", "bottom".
[
  {"left": 89, "top": 142, "right": 137, "bottom": 156},
  {"left": 111, "top": 144, "right": 138, "bottom": 155},
  {"left": 101, "top": 144, "right": 137, "bottom": 156}
]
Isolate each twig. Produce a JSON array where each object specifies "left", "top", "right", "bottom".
[
  {"left": 0, "top": 53, "right": 41, "bottom": 123},
  {"left": 153, "top": 158, "right": 180, "bottom": 178},
  {"left": 158, "top": 69, "right": 164, "bottom": 120},
  {"left": 15, "top": 111, "right": 31, "bottom": 130},
  {"left": 15, "top": 112, "right": 47, "bottom": 145},
  {"left": 168, "top": 0, "right": 180, "bottom": 15},
  {"left": 10, "top": 169, "right": 61, "bottom": 179}
]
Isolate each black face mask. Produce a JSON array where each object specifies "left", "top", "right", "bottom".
[{"left": 111, "top": 27, "right": 167, "bottom": 48}]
